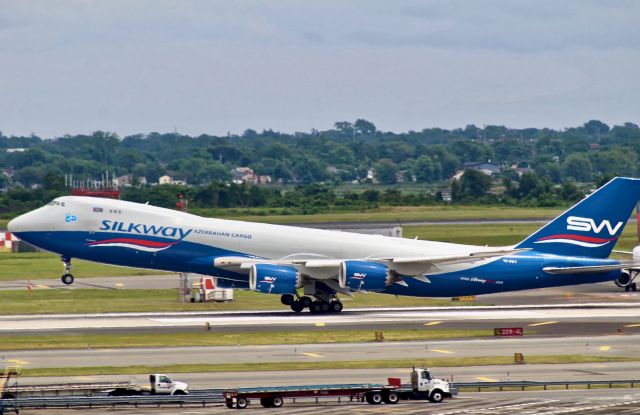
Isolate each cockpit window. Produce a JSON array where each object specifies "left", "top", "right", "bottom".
[{"left": 47, "top": 200, "right": 66, "bottom": 207}]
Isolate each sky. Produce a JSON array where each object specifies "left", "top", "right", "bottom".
[{"left": 0, "top": 0, "right": 639, "bottom": 138}]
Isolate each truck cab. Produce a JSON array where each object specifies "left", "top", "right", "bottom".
[
  {"left": 409, "top": 368, "right": 453, "bottom": 403},
  {"left": 149, "top": 374, "right": 189, "bottom": 395}
]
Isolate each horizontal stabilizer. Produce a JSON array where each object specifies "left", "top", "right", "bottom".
[{"left": 543, "top": 263, "right": 640, "bottom": 275}]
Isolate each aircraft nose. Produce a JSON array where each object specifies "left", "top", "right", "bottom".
[
  {"left": 8, "top": 213, "right": 28, "bottom": 233},
  {"left": 7, "top": 210, "right": 40, "bottom": 233}
]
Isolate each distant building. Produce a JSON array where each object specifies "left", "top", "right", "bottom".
[
  {"left": 462, "top": 161, "right": 500, "bottom": 175},
  {"left": 158, "top": 175, "right": 186, "bottom": 185},
  {"left": 116, "top": 174, "right": 147, "bottom": 187},
  {"left": 231, "top": 167, "right": 271, "bottom": 185}
]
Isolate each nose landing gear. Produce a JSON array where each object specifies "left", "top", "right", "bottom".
[{"left": 61, "top": 256, "right": 74, "bottom": 285}]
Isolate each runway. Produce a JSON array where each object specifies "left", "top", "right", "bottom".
[
  {"left": 2, "top": 302, "right": 640, "bottom": 333},
  {"left": 3, "top": 334, "right": 639, "bottom": 369}
]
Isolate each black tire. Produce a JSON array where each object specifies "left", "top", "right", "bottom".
[
  {"left": 61, "top": 273, "right": 74, "bottom": 285},
  {"left": 366, "top": 392, "right": 383, "bottom": 404},
  {"left": 226, "top": 402, "right": 234, "bottom": 408},
  {"left": 173, "top": 390, "right": 186, "bottom": 395},
  {"left": 429, "top": 389, "right": 444, "bottom": 403},
  {"left": 260, "top": 397, "right": 272, "bottom": 408},
  {"left": 300, "top": 296, "right": 313, "bottom": 308},
  {"left": 290, "top": 300, "right": 304, "bottom": 313},
  {"left": 330, "top": 301, "right": 343, "bottom": 313},
  {"left": 271, "top": 396, "right": 284, "bottom": 407},
  {"left": 626, "top": 285, "right": 631, "bottom": 292},
  {"left": 320, "top": 301, "right": 330, "bottom": 313},
  {"left": 384, "top": 392, "right": 399, "bottom": 404},
  {"left": 310, "top": 301, "right": 323, "bottom": 314},
  {"left": 280, "top": 294, "right": 294, "bottom": 306},
  {"left": 236, "top": 397, "right": 248, "bottom": 409},
  {"left": 633, "top": 283, "right": 637, "bottom": 292}
]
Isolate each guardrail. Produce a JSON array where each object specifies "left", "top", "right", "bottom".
[
  {"left": 1, "top": 380, "right": 639, "bottom": 411},
  {"left": 454, "top": 379, "right": 640, "bottom": 392},
  {"left": 0, "top": 393, "right": 224, "bottom": 411}
]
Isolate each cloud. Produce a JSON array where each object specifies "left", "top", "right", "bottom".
[{"left": 0, "top": 0, "right": 638, "bottom": 137}]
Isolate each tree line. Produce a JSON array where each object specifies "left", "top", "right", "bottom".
[{"left": 0, "top": 119, "right": 638, "bottom": 215}]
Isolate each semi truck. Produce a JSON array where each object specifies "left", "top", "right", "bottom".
[
  {"left": 223, "top": 368, "right": 454, "bottom": 409},
  {"left": 0, "top": 374, "right": 188, "bottom": 399}
]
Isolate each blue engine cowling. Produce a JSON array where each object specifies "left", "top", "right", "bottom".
[
  {"left": 339, "top": 260, "right": 390, "bottom": 292},
  {"left": 250, "top": 264, "right": 301, "bottom": 294}
]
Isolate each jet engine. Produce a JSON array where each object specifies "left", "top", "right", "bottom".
[
  {"left": 615, "top": 270, "right": 633, "bottom": 288},
  {"left": 249, "top": 264, "right": 301, "bottom": 294},
  {"left": 339, "top": 260, "right": 391, "bottom": 292}
]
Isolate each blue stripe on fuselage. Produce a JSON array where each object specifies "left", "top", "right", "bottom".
[{"left": 13, "top": 231, "right": 621, "bottom": 297}]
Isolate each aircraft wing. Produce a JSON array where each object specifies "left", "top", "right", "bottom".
[
  {"left": 543, "top": 263, "right": 640, "bottom": 275},
  {"left": 214, "top": 248, "right": 528, "bottom": 277}
]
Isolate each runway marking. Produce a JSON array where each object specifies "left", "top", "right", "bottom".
[
  {"left": 424, "top": 321, "right": 442, "bottom": 326},
  {"left": 528, "top": 321, "right": 559, "bottom": 326},
  {"left": 314, "top": 322, "right": 326, "bottom": 327},
  {"left": 475, "top": 376, "right": 499, "bottom": 382},
  {"left": 599, "top": 345, "right": 611, "bottom": 351},
  {"left": 300, "top": 352, "right": 323, "bottom": 358},
  {"left": 35, "top": 285, "right": 50, "bottom": 289},
  {"left": 624, "top": 323, "right": 640, "bottom": 327},
  {"left": 431, "top": 349, "right": 454, "bottom": 354},
  {"left": 115, "top": 283, "right": 124, "bottom": 287},
  {"left": 5, "top": 359, "right": 29, "bottom": 365}
]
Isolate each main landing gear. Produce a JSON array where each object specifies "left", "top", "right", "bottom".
[
  {"left": 280, "top": 294, "right": 343, "bottom": 314},
  {"left": 61, "top": 256, "right": 74, "bottom": 285}
]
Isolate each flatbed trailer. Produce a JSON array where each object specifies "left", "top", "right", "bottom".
[{"left": 223, "top": 368, "right": 455, "bottom": 409}]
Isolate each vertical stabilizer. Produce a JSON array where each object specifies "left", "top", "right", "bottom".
[{"left": 516, "top": 177, "right": 640, "bottom": 258}]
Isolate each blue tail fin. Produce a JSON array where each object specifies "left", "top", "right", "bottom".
[{"left": 516, "top": 177, "right": 640, "bottom": 258}]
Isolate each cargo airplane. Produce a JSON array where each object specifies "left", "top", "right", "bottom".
[{"left": 8, "top": 177, "right": 640, "bottom": 313}]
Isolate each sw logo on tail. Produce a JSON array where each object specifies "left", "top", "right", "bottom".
[{"left": 566, "top": 216, "right": 623, "bottom": 235}]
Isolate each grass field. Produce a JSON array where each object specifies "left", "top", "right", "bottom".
[
  {"left": 0, "top": 288, "right": 487, "bottom": 315},
  {"left": 2, "top": 206, "right": 561, "bottom": 227},
  {"left": 212, "top": 205, "right": 561, "bottom": 224},
  {"left": 0, "top": 329, "right": 494, "bottom": 350},
  {"left": 18, "top": 355, "right": 640, "bottom": 377},
  {"left": 0, "top": 253, "right": 167, "bottom": 282}
]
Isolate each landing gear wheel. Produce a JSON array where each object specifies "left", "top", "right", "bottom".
[
  {"left": 271, "top": 396, "right": 284, "bottom": 408},
  {"left": 310, "top": 301, "right": 323, "bottom": 314},
  {"left": 300, "top": 296, "right": 312, "bottom": 308},
  {"left": 290, "top": 300, "right": 304, "bottom": 313},
  {"left": 330, "top": 301, "right": 343, "bottom": 313},
  {"left": 632, "top": 283, "right": 637, "bottom": 292},
  {"left": 429, "top": 389, "right": 444, "bottom": 403},
  {"left": 384, "top": 391, "right": 399, "bottom": 404},
  {"left": 61, "top": 274, "right": 74, "bottom": 285},
  {"left": 226, "top": 402, "right": 233, "bottom": 408},
  {"left": 320, "top": 301, "right": 330, "bottom": 313},
  {"left": 236, "top": 397, "right": 248, "bottom": 409},
  {"left": 280, "top": 294, "right": 294, "bottom": 306}
]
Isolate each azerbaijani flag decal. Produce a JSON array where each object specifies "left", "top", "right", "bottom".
[
  {"left": 87, "top": 238, "right": 179, "bottom": 252},
  {"left": 534, "top": 234, "right": 618, "bottom": 248}
]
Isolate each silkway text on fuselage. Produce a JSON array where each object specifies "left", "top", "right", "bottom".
[{"left": 99, "top": 220, "right": 192, "bottom": 240}]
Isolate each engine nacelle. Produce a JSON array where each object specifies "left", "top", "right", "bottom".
[
  {"left": 615, "top": 270, "right": 633, "bottom": 288},
  {"left": 249, "top": 264, "right": 301, "bottom": 294},
  {"left": 339, "top": 260, "right": 391, "bottom": 292}
]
